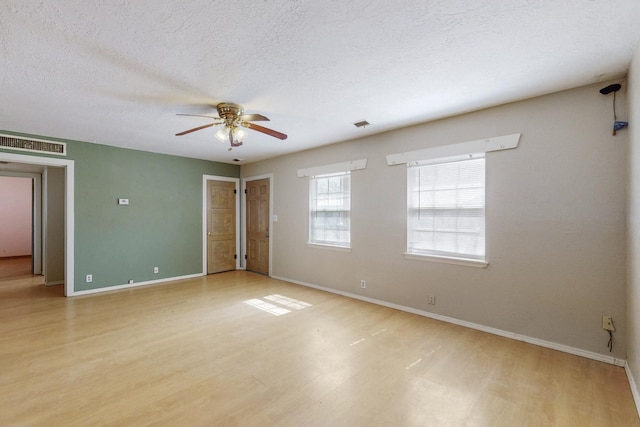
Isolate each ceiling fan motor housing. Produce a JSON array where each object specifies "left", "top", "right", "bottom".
[{"left": 217, "top": 103, "right": 243, "bottom": 125}]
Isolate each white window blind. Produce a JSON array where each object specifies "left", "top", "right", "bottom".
[
  {"left": 407, "top": 156, "right": 485, "bottom": 260},
  {"left": 309, "top": 172, "right": 351, "bottom": 247}
]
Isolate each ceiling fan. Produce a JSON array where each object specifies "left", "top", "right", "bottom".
[{"left": 175, "top": 102, "right": 287, "bottom": 149}]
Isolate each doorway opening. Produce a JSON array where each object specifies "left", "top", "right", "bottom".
[
  {"left": 0, "top": 173, "right": 41, "bottom": 286},
  {"left": 0, "top": 152, "right": 75, "bottom": 296}
]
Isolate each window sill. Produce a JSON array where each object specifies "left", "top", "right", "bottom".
[
  {"left": 403, "top": 252, "right": 488, "bottom": 268},
  {"left": 307, "top": 242, "right": 352, "bottom": 252}
]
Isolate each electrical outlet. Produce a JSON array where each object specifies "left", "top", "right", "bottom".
[
  {"left": 153, "top": 266, "right": 159, "bottom": 274},
  {"left": 603, "top": 315, "right": 615, "bottom": 331},
  {"left": 428, "top": 295, "right": 436, "bottom": 305},
  {"left": 361, "top": 280, "right": 366, "bottom": 288},
  {"left": 85, "top": 274, "right": 92, "bottom": 283}
]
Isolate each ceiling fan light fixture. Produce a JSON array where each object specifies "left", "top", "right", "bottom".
[
  {"left": 215, "top": 126, "right": 247, "bottom": 143},
  {"left": 214, "top": 126, "right": 228, "bottom": 142},
  {"left": 235, "top": 127, "right": 247, "bottom": 140}
]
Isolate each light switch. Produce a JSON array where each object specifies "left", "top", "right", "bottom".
[{"left": 117, "top": 198, "right": 129, "bottom": 205}]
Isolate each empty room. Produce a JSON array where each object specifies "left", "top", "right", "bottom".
[{"left": 3, "top": 1, "right": 640, "bottom": 425}]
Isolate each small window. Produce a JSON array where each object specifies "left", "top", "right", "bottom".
[
  {"left": 407, "top": 155, "right": 485, "bottom": 261},
  {"left": 309, "top": 172, "right": 351, "bottom": 247}
]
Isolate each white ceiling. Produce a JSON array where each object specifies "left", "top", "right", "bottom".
[{"left": 1, "top": 1, "right": 640, "bottom": 165}]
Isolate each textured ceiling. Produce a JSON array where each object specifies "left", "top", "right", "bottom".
[{"left": 1, "top": 1, "right": 640, "bottom": 164}]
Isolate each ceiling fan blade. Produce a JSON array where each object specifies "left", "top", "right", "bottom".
[
  {"left": 176, "top": 113, "right": 221, "bottom": 119},
  {"left": 242, "top": 122, "right": 288, "bottom": 140},
  {"left": 175, "top": 123, "right": 216, "bottom": 136},
  {"left": 239, "top": 113, "right": 270, "bottom": 122}
]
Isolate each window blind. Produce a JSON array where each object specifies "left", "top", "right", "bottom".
[
  {"left": 309, "top": 172, "right": 351, "bottom": 246},
  {"left": 407, "top": 156, "right": 485, "bottom": 259}
]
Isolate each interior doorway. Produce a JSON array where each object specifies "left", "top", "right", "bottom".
[
  {"left": 206, "top": 179, "right": 237, "bottom": 274},
  {"left": 245, "top": 177, "right": 270, "bottom": 275},
  {"left": 0, "top": 176, "right": 32, "bottom": 258},
  {"left": 0, "top": 152, "right": 74, "bottom": 296},
  {"left": 202, "top": 175, "right": 240, "bottom": 274},
  {"left": 0, "top": 173, "right": 40, "bottom": 282}
]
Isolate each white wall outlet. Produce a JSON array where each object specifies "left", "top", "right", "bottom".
[
  {"left": 428, "top": 295, "right": 436, "bottom": 305},
  {"left": 153, "top": 266, "right": 159, "bottom": 274},
  {"left": 85, "top": 274, "right": 92, "bottom": 283},
  {"left": 117, "top": 198, "right": 129, "bottom": 205},
  {"left": 360, "top": 280, "right": 366, "bottom": 288},
  {"left": 603, "top": 315, "right": 615, "bottom": 331},
  {"left": 128, "top": 279, "right": 134, "bottom": 284}
]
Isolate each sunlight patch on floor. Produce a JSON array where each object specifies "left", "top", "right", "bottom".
[{"left": 243, "top": 294, "right": 312, "bottom": 316}]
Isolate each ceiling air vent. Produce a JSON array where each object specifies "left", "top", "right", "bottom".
[{"left": 0, "top": 133, "right": 66, "bottom": 156}]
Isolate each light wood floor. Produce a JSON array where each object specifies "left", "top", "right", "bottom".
[
  {"left": 1, "top": 271, "right": 638, "bottom": 426},
  {"left": 0, "top": 256, "right": 33, "bottom": 280}
]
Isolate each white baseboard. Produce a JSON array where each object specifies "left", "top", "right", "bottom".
[
  {"left": 70, "top": 273, "right": 204, "bottom": 296},
  {"left": 625, "top": 362, "right": 640, "bottom": 420},
  {"left": 272, "top": 275, "right": 626, "bottom": 367}
]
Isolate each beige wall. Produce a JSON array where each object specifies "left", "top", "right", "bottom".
[
  {"left": 243, "top": 81, "right": 628, "bottom": 359},
  {"left": 45, "top": 167, "right": 65, "bottom": 285},
  {"left": 627, "top": 42, "right": 640, "bottom": 394}
]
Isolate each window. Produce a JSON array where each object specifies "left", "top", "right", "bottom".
[
  {"left": 309, "top": 172, "right": 351, "bottom": 247},
  {"left": 407, "top": 155, "right": 485, "bottom": 261}
]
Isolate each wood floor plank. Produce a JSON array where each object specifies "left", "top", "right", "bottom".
[{"left": 0, "top": 271, "right": 638, "bottom": 426}]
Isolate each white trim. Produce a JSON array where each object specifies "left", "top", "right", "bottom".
[
  {"left": 297, "top": 158, "right": 367, "bottom": 178},
  {"left": 271, "top": 275, "right": 626, "bottom": 367},
  {"left": 409, "top": 151, "right": 485, "bottom": 167},
  {"left": 625, "top": 362, "right": 640, "bottom": 420},
  {"left": 41, "top": 168, "right": 47, "bottom": 278},
  {"left": 202, "top": 175, "right": 241, "bottom": 274},
  {"left": 307, "top": 242, "right": 352, "bottom": 252},
  {"left": 0, "top": 151, "right": 74, "bottom": 296},
  {"left": 65, "top": 163, "right": 75, "bottom": 296},
  {"left": 403, "top": 252, "right": 488, "bottom": 268},
  {"left": 72, "top": 273, "right": 203, "bottom": 296},
  {"left": 386, "top": 133, "right": 521, "bottom": 166},
  {"left": 242, "top": 173, "right": 274, "bottom": 275}
]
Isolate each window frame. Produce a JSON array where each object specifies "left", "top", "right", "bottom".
[
  {"left": 308, "top": 171, "right": 352, "bottom": 249},
  {"left": 405, "top": 153, "right": 488, "bottom": 268}
]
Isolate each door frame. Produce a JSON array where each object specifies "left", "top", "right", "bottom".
[
  {"left": 0, "top": 151, "right": 75, "bottom": 296},
  {"left": 202, "top": 175, "right": 241, "bottom": 274},
  {"left": 242, "top": 173, "right": 273, "bottom": 275}
]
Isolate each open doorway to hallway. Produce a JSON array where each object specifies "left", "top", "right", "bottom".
[
  {"left": 0, "top": 165, "right": 65, "bottom": 289},
  {"left": 0, "top": 175, "right": 40, "bottom": 285},
  {"left": 0, "top": 151, "right": 74, "bottom": 296}
]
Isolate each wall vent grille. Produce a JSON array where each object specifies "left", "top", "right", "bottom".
[{"left": 0, "top": 134, "right": 66, "bottom": 156}]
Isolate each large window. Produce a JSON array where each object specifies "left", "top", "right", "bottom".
[
  {"left": 407, "top": 155, "right": 485, "bottom": 260},
  {"left": 309, "top": 172, "right": 351, "bottom": 247}
]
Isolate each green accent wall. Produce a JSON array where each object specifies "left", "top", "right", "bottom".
[{"left": 0, "top": 130, "right": 239, "bottom": 292}]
